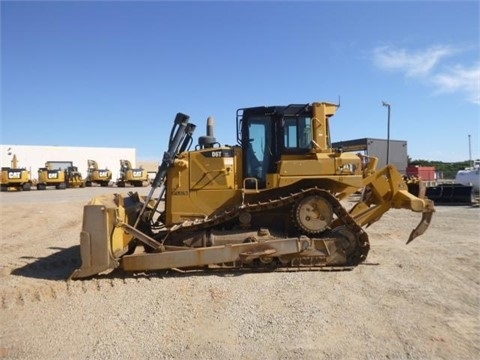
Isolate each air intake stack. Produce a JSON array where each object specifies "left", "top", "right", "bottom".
[{"left": 198, "top": 116, "right": 217, "bottom": 148}]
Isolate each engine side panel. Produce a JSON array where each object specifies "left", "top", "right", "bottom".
[{"left": 166, "top": 146, "right": 243, "bottom": 225}]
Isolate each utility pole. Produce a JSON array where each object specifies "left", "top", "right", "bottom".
[
  {"left": 468, "top": 134, "right": 472, "bottom": 167},
  {"left": 382, "top": 101, "right": 391, "bottom": 165}
]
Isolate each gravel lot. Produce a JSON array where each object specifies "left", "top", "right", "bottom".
[{"left": 0, "top": 187, "right": 479, "bottom": 359}]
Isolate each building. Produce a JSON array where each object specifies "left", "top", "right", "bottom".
[
  {"left": 0, "top": 144, "right": 137, "bottom": 182},
  {"left": 332, "top": 138, "right": 408, "bottom": 173}
]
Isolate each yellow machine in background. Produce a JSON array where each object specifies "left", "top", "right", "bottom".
[
  {"left": 71, "top": 102, "right": 435, "bottom": 279},
  {"left": 116, "top": 159, "right": 149, "bottom": 187},
  {"left": 0, "top": 154, "right": 32, "bottom": 191},
  {"left": 85, "top": 160, "right": 112, "bottom": 187},
  {"left": 36, "top": 161, "right": 85, "bottom": 190}
]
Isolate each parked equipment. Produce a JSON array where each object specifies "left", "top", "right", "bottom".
[
  {"left": 426, "top": 183, "right": 474, "bottom": 205},
  {"left": 455, "top": 160, "right": 479, "bottom": 193},
  {"left": 71, "top": 102, "right": 435, "bottom": 279},
  {"left": 0, "top": 154, "right": 32, "bottom": 191},
  {"left": 405, "top": 166, "right": 476, "bottom": 206},
  {"left": 85, "top": 160, "right": 112, "bottom": 187},
  {"left": 116, "top": 160, "right": 149, "bottom": 187},
  {"left": 36, "top": 161, "right": 85, "bottom": 190}
]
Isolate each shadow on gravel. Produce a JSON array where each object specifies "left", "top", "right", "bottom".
[
  {"left": 11, "top": 246, "right": 81, "bottom": 281},
  {"left": 95, "top": 265, "right": 349, "bottom": 281},
  {"left": 10, "top": 245, "right": 266, "bottom": 281},
  {"left": 89, "top": 267, "right": 276, "bottom": 281}
]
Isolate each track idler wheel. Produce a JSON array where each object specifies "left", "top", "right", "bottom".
[{"left": 330, "top": 226, "right": 369, "bottom": 265}]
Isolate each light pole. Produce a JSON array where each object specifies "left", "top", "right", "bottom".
[
  {"left": 382, "top": 101, "right": 391, "bottom": 165},
  {"left": 468, "top": 134, "right": 472, "bottom": 167}
]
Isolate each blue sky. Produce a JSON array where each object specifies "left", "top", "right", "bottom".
[{"left": 2, "top": 0, "right": 479, "bottom": 162}]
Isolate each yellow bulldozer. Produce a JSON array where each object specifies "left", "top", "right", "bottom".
[
  {"left": 71, "top": 102, "right": 435, "bottom": 279},
  {"left": 116, "top": 159, "right": 149, "bottom": 187},
  {"left": 0, "top": 154, "right": 32, "bottom": 191},
  {"left": 36, "top": 161, "right": 85, "bottom": 190},
  {"left": 85, "top": 160, "right": 112, "bottom": 187}
]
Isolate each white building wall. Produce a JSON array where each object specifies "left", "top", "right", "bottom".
[{"left": 0, "top": 144, "right": 137, "bottom": 182}]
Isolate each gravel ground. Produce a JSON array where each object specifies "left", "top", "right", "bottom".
[{"left": 0, "top": 187, "right": 479, "bottom": 359}]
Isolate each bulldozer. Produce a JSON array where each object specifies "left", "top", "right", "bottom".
[
  {"left": 85, "top": 160, "right": 112, "bottom": 187},
  {"left": 71, "top": 102, "right": 435, "bottom": 279},
  {"left": 37, "top": 161, "right": 85, "bottom": 190},
  {"left": 0, "top": 154, "right": 32, "bottom": 191},
  {"left": 116, "top": 159, "right": 149, "bottom": 187}
]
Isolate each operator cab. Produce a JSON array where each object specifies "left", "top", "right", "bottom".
[{"left": 237, "top": 104, "right": 316, "bottom": 188}]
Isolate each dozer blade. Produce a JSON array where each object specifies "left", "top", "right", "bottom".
[
  {"left": 70, "top": 196, "right": 129, "bottom": 280},
  {"left": 425, "top": 183, "right": 474, "bottom": 205}
]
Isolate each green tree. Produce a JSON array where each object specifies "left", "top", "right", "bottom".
[{"left": 408, "top": 158, "right": 472, "bottom": 179}]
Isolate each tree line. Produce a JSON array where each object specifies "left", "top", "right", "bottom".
[{"left": 408, "top": 158, "right": 475, "bottom": 179}]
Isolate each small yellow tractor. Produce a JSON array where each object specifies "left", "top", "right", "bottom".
[
  {"left": 36, "top": 161, "right": 85, "bottom": 190},
  {"left": 85, "top": 160, "right": 112, "bottom": 187},
  {"left": 0, "top": 154, "right": 32, "bottom": 191},
  {"left": 116, "top": 159, "right": 149, "bottom": 187}
]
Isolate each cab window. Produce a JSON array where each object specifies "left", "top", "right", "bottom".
[
  {"left": 245, "top": 117, "right": 272, "bottom": 187},
  {"left": 283, "top": 117, "right": 312, "bottom": 150}
]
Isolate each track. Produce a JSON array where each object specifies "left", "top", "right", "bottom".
[{"left": 143, "top": 187, "right": 370, "bottom": 269}]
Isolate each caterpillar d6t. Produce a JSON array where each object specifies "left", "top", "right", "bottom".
[{"left": 71, "top": 102, "right": 435, "bottom": 279}]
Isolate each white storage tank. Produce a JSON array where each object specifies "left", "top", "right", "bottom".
[{"left": 455, "top": 160, "right": 480, "bottom": 192}]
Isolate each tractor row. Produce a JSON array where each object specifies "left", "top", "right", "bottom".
[{"left": 1, "top": 157, "right": 149, "bottom": 191}]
